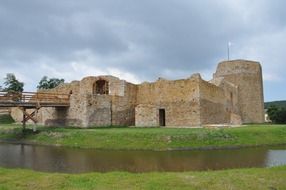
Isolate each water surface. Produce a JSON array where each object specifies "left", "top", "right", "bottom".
[{"left": 0, "top": 143, "right": 285, "bottom": 173}]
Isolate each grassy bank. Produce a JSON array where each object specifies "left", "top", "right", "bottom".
[
  {"left": 0, "top": 166, "right": 285, "bottom": 190},
  {"left": 0, "top": 114, "right": 14, "bottom": 124},
  {"left": 0, "top": 124, "right": 286, "bottom": 150}
]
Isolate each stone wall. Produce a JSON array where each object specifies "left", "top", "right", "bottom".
[
  {"left": 137, "top": 76, "right": 200, "bottom": 105},
  {"left": 199, "top": 79, "right": 229, "bottom": 124},
  {"left": 214, "top": 60, "right": 264, "bottom": 123},
  {"left": 79, "top": 75, "right": 125, "bottom": 96},
  {"left": 19, "top": 76, "right": 138, "bottom": 127},
  {"left": 201, "top": 77, "right": 242, "bottom": 125},
  {"left": 111, "top": 82, "right": 137, "bottom": 126},
  {"left": 85, "top": 95, "right": 112, "bottom": 127},
  {"left": 10, "top": 59, "right": 264, "bottom": 127},
  {"left": 10, "top": 106, "right": 69, "bottom": 126},
  {"left": 136, "top": 75, "right": 201, "bottom": 126},
  {"left": 209, "top": 78, "right": 241, "bottom": 124},
  {"left": 135, "top": 104, "right": 158, "bottom": 126}
]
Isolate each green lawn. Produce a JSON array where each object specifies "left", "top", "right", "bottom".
[
  {"left": 0, "top": 166, "right": 285, "bottom": 190},
  {"left": 0, "top": 124, "right": 286, "bottom": 150},
  {"left": 1, "top": 124, "right": 286, "bottom": 189}
]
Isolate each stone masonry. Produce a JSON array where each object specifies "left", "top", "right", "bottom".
[{"left": 11, "top": 60, "right": 265, "bottom": 127}]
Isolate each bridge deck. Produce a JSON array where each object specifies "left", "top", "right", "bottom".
[
  {"left": 0, "top": 102, "right": 69, "bottom": 108},
  {"left": 0, "top": 91, "right": 70, "bottom": 108},
  {"left": 0, "top": 91, "right": 70, "bottom": 131}
]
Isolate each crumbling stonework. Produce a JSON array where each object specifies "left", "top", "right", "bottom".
[
  {"left": 213, "top": 60, "right": 264, "bottom": 123},
  {"left": 11, "top": 59, "right": 265, "bottom": 127}
]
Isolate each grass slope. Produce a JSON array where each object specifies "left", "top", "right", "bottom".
[
  {"left": 0, "top": 124, "right": 286, "bottom": 150},
  {"left": 0, "top": 166, "right": 285, "bottom": 190}
]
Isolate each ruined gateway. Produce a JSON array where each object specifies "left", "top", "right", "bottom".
[{"left": 12, "top": 60, "right": 265, "bottom": 127}]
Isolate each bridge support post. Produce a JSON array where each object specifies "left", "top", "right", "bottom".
[
  {"left": 22, "top": 107, "right": 26, "bottom": 132},
  {"left": 19, "top": 106, "right": 41, "bottom": 132}
]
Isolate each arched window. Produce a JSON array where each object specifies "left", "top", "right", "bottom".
[{"left": 93, "top": 80, "right": 109, "bottom": 95}]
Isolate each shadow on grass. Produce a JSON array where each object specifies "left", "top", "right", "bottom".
[
  {"left": 1, "top": 125, "right": 130, "bottom": 141},
  {"left": 5, "top": 125, "right": 130, "bottom": 136},
  {"left": 38, "top": 125, "right": 129, "bottom": 130}
]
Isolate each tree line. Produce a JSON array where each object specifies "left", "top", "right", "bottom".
[
  {"left": 267, "top": 105, "right": 286, "bottom": 124},
  {"left": 0, "top": 73, "right": 64, "bottom": 92}
]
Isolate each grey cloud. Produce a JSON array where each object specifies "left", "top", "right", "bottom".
[{"left": 0, "top": 0, "right": 285, "bottom": 100}]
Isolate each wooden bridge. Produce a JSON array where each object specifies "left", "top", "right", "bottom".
[{"left": 0, "top": 91, "right": 70, "bottom": 131}]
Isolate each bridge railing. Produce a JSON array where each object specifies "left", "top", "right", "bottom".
[{"left": 0, "top": 91, "right": 70, "bottom": 104}]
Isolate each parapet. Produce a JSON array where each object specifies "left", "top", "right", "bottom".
[{"left": 214, "top": 59, "right": 262, "bottom": 78}]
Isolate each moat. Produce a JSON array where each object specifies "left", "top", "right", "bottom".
[{"left": 0, "top": 143, "right": 286, "bottom": 173}]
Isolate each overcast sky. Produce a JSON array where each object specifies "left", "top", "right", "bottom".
[{"left": 0, "top": 0, "right": 285, "bottom": 101}]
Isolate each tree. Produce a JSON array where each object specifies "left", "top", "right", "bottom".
[
  {"left": 267, "top": 105, "right": 278, "bottom": 121},
  {"left": 37, "top": 76, "right": 65, "bottom": 89},
  {"left": 3, "top": 73, "right": 24, "bottom": 92},
  {"left": 37, "top": 76, "right": 49, "bottom": 89},
  {"left": 267, "top": 105, "right": 286, "bottom": 124},
  {"left": 276, "top": 108, "right": 286, "bottom": 123}
]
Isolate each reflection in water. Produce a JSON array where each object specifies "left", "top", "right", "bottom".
[
  {"left": 0, "top": 143, "right": 286, "bottom": 173},
  {"left": 266, "top": 150, "right": 286, "bottom": 167}
]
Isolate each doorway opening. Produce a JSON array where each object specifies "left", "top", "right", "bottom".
[{"left": 159, "top": 109, "right": 166, "bottom": 126}]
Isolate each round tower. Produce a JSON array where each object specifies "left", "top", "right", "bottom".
[{"left": 214, "top": 60, "right": 264, "bottom": 123}]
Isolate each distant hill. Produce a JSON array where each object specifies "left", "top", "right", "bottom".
[{"left": 265, "top": 100, "right": 286, "bottom": 109}]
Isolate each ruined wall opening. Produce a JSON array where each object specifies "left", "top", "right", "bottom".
[
  {"left": 93, "top": 80, "right": 109, "bottom": 95},
  {"left": 159, "top": 109, "right": 166, "bottom": 126}
]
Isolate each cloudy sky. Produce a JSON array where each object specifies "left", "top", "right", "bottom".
[{"left": 0, "top": 0, "right": 285, "bottom": 101}]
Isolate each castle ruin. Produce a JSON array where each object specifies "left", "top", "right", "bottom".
[{"left": 11, "top": 60, "right": 265, "bottom": 127}]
